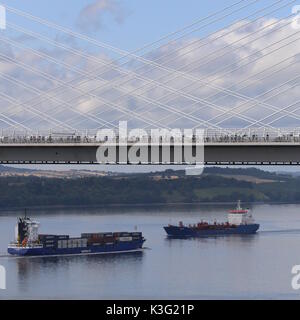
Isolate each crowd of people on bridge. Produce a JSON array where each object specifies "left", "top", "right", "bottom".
[{"left": 0, "top": 131, "right": 300, "bottom": 144}]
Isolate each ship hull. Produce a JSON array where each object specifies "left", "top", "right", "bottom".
[
  {"left": 8, "top": 239, "right": 145, "bottom": 257},
  {"left": 164, "top": 224, "right": 260, "bottom": 238}
]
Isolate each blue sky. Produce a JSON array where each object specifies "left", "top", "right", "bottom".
[{"left": 1, "top": 0, "right": 294, "bottom": 52}]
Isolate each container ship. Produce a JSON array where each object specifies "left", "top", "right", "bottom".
[
  {"left": 8, "top": 214, "right": 146, "bottom": 257},
  {"left": 164, "top": 201, "right": 259, "bottom": 237}
]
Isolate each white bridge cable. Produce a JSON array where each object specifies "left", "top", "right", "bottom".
[
  {"left": 204, "top": 54, "right": 297, "bottom": 105},
  {"left": 1, "top": 1, "right": 264, "bottom": 125},
  {"left": 0, "top": 50, "right": 229, "bottom": 131},
  {"left": 2, "top": 1, "right": 298, "bottom": 131},
  {"left": 179, "top": 53, "right": 299, "bottom": 130},
  {"left": 3, "top": 0, "right": 260, "bottom": 70},
  {"left": 3, "top": 22, "right": 224, "bottom": 130},
  {"left": 80, "top": 30, "right": 299, "bottom": 130},
  {"left": 152, "top": 53, "right": 298, "bottom": 128},
  {"left": 0, "top": 53, "right": 177, "bottom": 130},
  {"left": 133, "top": 2, "right": 295, "bottom": 99},
  {"left": 1, "top": 25, "right": 224, "bottom": 130},
  {"left": 0, "top": 74, "right": 81, "bottom": 131},
  {"left": 2, "top": 0, "right": 268, "bottom": 118},
  {"left": 241, "top": 82, "right": 300, "bottom": 129},
  {"left": 1, "top": 12, "right": 284, "bottom": 131},
  {"left": 258, "top": 59, "right": 300, "bottom": 127},
  {"left": 12, "top": 16, "right": 300, "bottom": 131},
  {"left": 214, "top": 71, "right": 300, "bottom": 129},
  {"left": 99, "top": 22, "right": 300, "bottom": 130},
  {"left": 103, "top": 0, "right": 289, "bottom": 97},
  {"left": 0, "top": 37, "right": 276, "bottom": 129},
  {"left": 0, "top": 69, "right": 122, "bottom": 130},
  {"left": 201, "top": 63, "right": 300, "bottom": 129},
  {"left": 0, "top": 59, "right": 124, "bottom": 130},
  {"left": 5, "top": 3, "right": 297, "bottom": 130},
  {"left": 71, "top": 0, "right": 294, "bottom": 126},
  {"left": 141, "top": 15, "right": 300, "bottom": 127},
  {"left": 115, "top": 0, "right": 248, "bottom": 57},
  {"left": 57, "top": 1, "right": 292, "bottom": 113},
  {"left": 0, "top": 0, "right": 256, "bottom": 118},
  {"left": 0, "top": 107, "right": 33, "bottom": 132},
  {"left": 165, "top": 42, "right": 299, "bottom": 128},
  {"left": 108, "top": 10, "right": 297, "bottom": 126},
  {"left": 55, "top": 1, "right": 300, "bottom": 129},
  {"left": 189, "top": 35, "right": 300, "bottom": 129},
  {"left": 144, "top": 25, "right": 300, "bottom": 129},
  {"left": 3, "top": 0, "right": 251, "bottom": 76},
  {"left": 3, "top": 25, "right": 289, "bottom": 131},
  {"left": 0, "top": 34, "right": 229, "bottom": 130},
  {"left": 0, "top": 90, "right": 74, "bottom": 132}
]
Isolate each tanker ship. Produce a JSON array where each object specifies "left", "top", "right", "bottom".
[
  {"left": 8, "top": 213, "right": 146, "bottom": 257},
  {"left": 164, "top": 201, "right": 259, "bottom": 237}
]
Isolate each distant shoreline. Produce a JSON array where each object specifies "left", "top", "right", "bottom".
[
  {"left": 0, "top": 167, "right": 298, "bottom": 212},
  {"left": 0, "top": 201, "right": 299, "bottom": 213}
]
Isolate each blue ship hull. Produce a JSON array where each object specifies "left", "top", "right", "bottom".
[
  {"left": 164, "top": 224, "right": 260, "bottom": 238},
  {"left": 8, "top": 239, "right": 145, "bottom": 257}
]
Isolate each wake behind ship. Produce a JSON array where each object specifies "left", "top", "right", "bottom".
[
  {"left": 8, "top": 213, "right": 146, "bottom": 257},
  {"left": 164, "top": 201, "right": 259, "bottom": 238}
]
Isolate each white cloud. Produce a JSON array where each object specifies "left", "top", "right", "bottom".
[
  {"left": 77, "top": 0, "right": 128, "bottom": 33},
  {"left": 0, "top": 17, "right": 299, "bottom": 132}
]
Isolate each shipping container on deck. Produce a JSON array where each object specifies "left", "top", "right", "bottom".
[
  {"left": 62, "top": 240, "right": 68, "bottom": 248},
  {"left": 45, "top": 244, "right": 56, "bottom": 248},
  {"left": 82, "top": 233, "right": 106, "bottom": 239},
  {"left": 39, "top": 235, "right": 56, "bottom": 239},
  {"left": 119, "top": 237, "right": 133, "bottom": 242},
  {"left": 113, "top": 232, "right": 121, "bottom": 237},
  {"left": 132, "top": 232, "right": 142, "bottom": 237},
  {"left": 80, "top": 239, "right": 88, "bottom": 248},
  {"left": 103, "top": 237, "right": 114, "bottom": 242},
  {"left": 120, "top": 233, "right": 131, "bottom": 237},
  {"left": 104, "top": 233, "right": 113, "bottom": 237},
  {"left": 57, "top": 235, "right": 69, "bottom": 240}
]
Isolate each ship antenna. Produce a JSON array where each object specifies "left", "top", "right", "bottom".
[{"left": 24, "top": 208, "right": 27, "bottom": 218}]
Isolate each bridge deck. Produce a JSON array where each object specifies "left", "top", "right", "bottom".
[{"left": 0, "top": 142, "right": 299, "bottom": 165}]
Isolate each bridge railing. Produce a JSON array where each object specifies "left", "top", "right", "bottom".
[{"left": 1, "top": 128, "right": 300, "bottom": 144}]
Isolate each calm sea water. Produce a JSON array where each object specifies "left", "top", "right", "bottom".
[{"left": 0, "top": 203, "right": 300, "bottom": 300}]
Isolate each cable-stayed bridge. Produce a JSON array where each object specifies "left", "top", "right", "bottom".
[
  {"left": 0, "top": 1, "right": 300, "bottom": 165},
  {"left": 0, "top": 128, "right": 300, "bottom": 165}
]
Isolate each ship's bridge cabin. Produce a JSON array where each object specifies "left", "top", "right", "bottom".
[{"left": 228, "top": 201, "right": 254, "bottom": 226}]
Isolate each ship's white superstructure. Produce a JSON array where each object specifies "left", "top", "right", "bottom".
[{"left": 228, "top": 200, "right": 255, "bottom": 226}]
